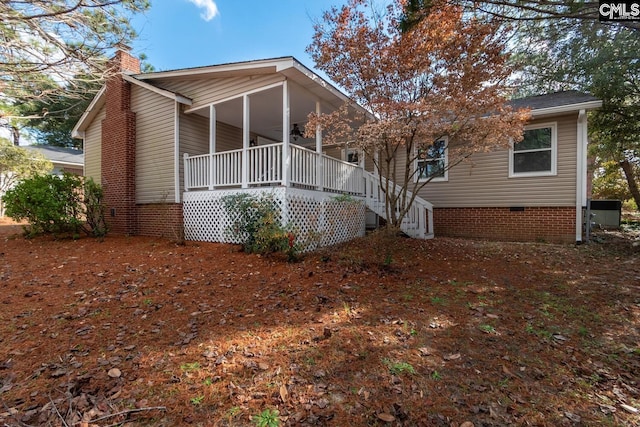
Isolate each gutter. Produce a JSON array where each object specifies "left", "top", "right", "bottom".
[{"left": 531, "top": 100, "right": 602, "bottom": 118}]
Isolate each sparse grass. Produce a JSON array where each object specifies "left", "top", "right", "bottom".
[
  {"left": 383, "top": 358, "right": 415, "bottom": 375},
  {"left": 190, "top": 395, "right": 204, "bottom": 406},
  {"left": 479, "top": 324, "right": 496, "bottom": 334},
  {"left": 252, "top": 408, "right": 280, "bottom": 427},
  {"left": 180, "top": 362, "right": 201, "bottom": 372},
  {"left": 430, "top": 296, "right": 446, "bottom": 305}
]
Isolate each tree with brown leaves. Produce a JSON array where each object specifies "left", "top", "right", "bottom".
[{"left": 306, "top": 0, "right": 530, "bottom": 231}]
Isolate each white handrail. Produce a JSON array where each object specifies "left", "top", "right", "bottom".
[
  {"left": 184, "top": 143, "right": 365, "bottom": 195},
  {"left": 362, "top": 170, "right": 433, "bottom": 238},
  {"left": 248, "top": 143, "right": 283, "bottom": 185}
]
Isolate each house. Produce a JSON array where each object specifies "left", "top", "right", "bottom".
[
  {"left": 72, "top": 50, "right": 600, "bottom": 245},
  {"left": 23, "top": 145, "right": 84, "bottom": 176},
  {"left": 421, "top": 91, "right": 602, "bottom": 243}
]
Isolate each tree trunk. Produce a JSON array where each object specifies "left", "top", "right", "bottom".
[
  {"left": 620, "top": 159, "right": 640, "bottom": 211},
  {"left": 11, "top": 125, "right": 20, "bottom": 146}
]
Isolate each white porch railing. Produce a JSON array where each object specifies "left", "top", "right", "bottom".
[
  {"left": 184, "top": 146, "right": 434, "bottom": 240},
  {"left": 184, "top": 142, "right": 364, "bottom": 195},
  {"left": 363, "top": 170, "right": 434, "bottom": 239}
]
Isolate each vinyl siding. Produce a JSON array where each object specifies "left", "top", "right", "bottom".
[
  {"left": 418, "top": 114, "right": 579, "bottom": 207},
  {"left": 154, "top": 74, "right": 284, "bottom": 111},
  {"left": 177, "top": 114, "right": 247, "bottom": 193},
  {"left": 180, "top": 112, "right": 209, "bottom": 156},
  {"left": 323, "top": 146, "right": 342, "bottom": 161},
  {"left": 131, "top": 85, "right": 176, "bottom": 204},
  {"left": 179, "top": 112, "right": 209, "bottom": 193},
  {"left": 217, "top": 122, "right": 243, "bottom": 151},
  {"left": 83, "top": 104, "right": 106, "bottom": 184}
]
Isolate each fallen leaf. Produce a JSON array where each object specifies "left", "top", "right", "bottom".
[
  {"left": 564, "top": 411, "right": 581, "bottom": 422},
  {"left": 502, "top": 365, "right": 515, "bottom": 377},
  {"left": 280, "top": 384, "right": 288, "bottom": 403},
  {"left": 377, "top": 413, "right": 395, "bottom": 422},
  {"left": 444, "top": 353, "right": 461, "bottom": 361},
  {"left": 418, "top": 347, "right": 431, "bottom": 356}
]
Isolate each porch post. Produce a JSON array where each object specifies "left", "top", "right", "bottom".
[
  {"left": 315, "top": 101, "right": 323, "bottom": 191},
  {"left": 282, "top": 79, "right": 290, "bottom": 187},
  {"left": 242, "top": 95, "right": 250, "bottom": 189},
  {"left": 209, "top": 104, "right": 216, "bottom": 190}
]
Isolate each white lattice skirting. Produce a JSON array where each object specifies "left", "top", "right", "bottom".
[{"left": 183, "top": 187, "right": 366, "bottom": 251}]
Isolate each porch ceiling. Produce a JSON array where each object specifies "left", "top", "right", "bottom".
[
  {"left": 171, "top": 57, "right": 365, "bottom": 145},
  {"left": 191, "top": 81, "right": 329, "bottom": 145}
]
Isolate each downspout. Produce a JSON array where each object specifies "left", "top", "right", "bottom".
[
  {"left": 576, "top": 109, "right": 587, "bottom": 243},
  {"left": 174, "top": 101, "right": 181, "bottom": 203}
]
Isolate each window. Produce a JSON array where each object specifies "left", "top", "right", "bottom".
[
  {"left": 417, "top": 138, "right": 447, "bottom": 181},
  {"left": 343, "top": 147, "right": 361, "bottom": 165},
  {"left": 510, "top": 123, "right": 557, "bottom": 177}
]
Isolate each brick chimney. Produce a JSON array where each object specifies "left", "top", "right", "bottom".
[{"left": 101, "top": 48, "right": 140, "bottom": 235}]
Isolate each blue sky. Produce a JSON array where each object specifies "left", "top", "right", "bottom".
[{"left": 131, "top": 0, "right": 346, "bottom": 72}]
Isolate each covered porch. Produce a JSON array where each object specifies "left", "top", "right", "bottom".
[
  {"left": 180, "top": 73, "right": 370, "bottom": 249},
  {"left": 181, "top": 73, "right": 365, "bottom": 195}
]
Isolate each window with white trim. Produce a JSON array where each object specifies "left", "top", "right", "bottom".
[
  {"left": 417, "top": 138, "right": 447, "bottom": 181},
  {"left": 343, "top": 147, "right": 362, "bottom": 166},
  {"left": 510, "top": 122, "right": 557, "bottom": 177}
]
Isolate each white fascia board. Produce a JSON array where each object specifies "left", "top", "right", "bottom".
[
  {"left": 122, "top": 74, "right": 192, "bottom": 105},
  {"left": 50, "top": 160, "right": 84, "bottom": 167},
  {"left": 71, "top": 85, "right": 106, "bottom": 138},
  {"left": 291, "top": 60, "right": 348, "bottom": 102},
  {"left": 135, "top": 57, "right": 292, "bottom": 81},
  {"left": 530, "top": 100, "right": 603, "bottom": 117},
  {"left": 291, "top": 60, "right": 373, "bottom": 119}
]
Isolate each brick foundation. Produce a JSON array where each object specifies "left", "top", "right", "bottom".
[
  {"left": 137, "top": 203, "right": 184, "bottom": 240},
  {"left": 434, "top": 207, "right": 577, "bottom": 243}
]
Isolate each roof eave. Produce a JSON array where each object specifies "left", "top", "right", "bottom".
[
  {"left": 530, "top": 100, "right": 603, "bottom": 117},
  {"left": 135, "top": 57, "right": 296, "bottom": 81},
  {"left": 122, "top": 74, "right": 193, "bottom": 105},
  {"left": 72, "top": 85, "right": 106, "bottom": 139}
]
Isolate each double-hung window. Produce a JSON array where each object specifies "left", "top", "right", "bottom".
[
  {"left": 417, "top": 138, "right": 448, "bottom": 181},
  {"left": 509, "top": 122, "right": 557, "bottom": 177}
]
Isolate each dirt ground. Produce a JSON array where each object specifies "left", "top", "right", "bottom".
[{"left": 0, "top": 217, "right": 638, "bottom": 426}]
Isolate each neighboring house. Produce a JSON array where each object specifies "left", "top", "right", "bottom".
[
  {"left": 72, "top": 50, "right": 600, "bottom": 245},
  {"left": 23, "top": 145, "right": 84, "bottom": 176}
]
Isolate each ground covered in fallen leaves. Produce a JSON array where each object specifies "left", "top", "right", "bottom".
[{"left": 0, "top": 218, "right": 639, "bottom": 426}]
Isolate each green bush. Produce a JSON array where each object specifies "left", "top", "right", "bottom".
[
  {"left": 222, "top": 193, "right": 299, "bottom": 260},
  {"left": 3, "top": 173, "right": 108, "bottom": 238},
  {"left": 83, "top": 177, "right": 108, "bottom": 237}
]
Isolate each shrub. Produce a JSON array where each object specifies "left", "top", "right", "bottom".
[
  {"left": 221, "top": 193, "right": 299, "bottom": 260},
  {"left": 83, "top": 177, "right": 108, "bottom": 238},
  {"left": 3, "top": 173, "right": 108, "bottom": 238}
]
